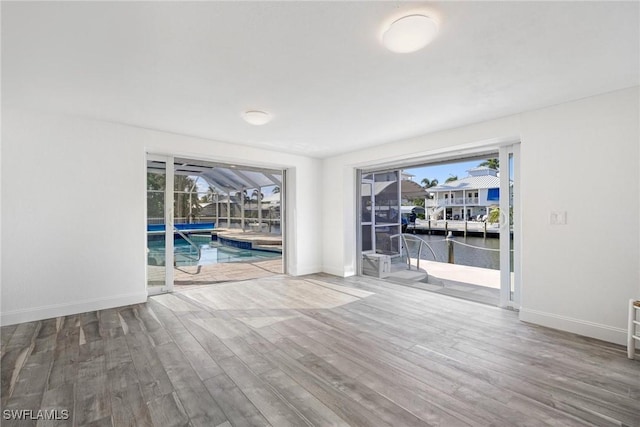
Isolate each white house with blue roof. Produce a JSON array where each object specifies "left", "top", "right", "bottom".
[{"left": 427, "top": 166, "right": 503, "bottom": 221}]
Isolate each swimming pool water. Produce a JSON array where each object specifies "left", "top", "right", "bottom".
[{"left": 147, "top": 235, "right": 280, "bottom": 267}]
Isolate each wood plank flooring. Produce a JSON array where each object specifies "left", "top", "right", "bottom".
[{"left": 2, "top": 274, "right": 639, "bottom": 426}]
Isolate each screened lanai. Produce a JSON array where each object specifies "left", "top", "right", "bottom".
[
  {"left": 146, "top": 157, "right": 284, "bottom": 290},
  {"left": 147, "top": 157, "right": 282, "bottom": 233}
]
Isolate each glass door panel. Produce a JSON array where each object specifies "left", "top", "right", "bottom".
[
  {"left": 499, "top": 144, "right": 519, "bottom": 308},
  {"left": 358, "top": 169, "right": 402, "bottom": 276},
  {"left": 146, "top": 155, "right": 173, "bottom": 294},
  {"left": 361, "top": 178, "right": 374, "bottom": 253},
  {"left": 375, "top": 225, "right": 400, "bottom": 254},
  {"left": 147, "top": 168, "right": 166, "bottom": 289},
  {"left": 361, "top": 225, "right": 373, "bottom": 252},
  {"left": 373, "top": 170, "right": 401, "bottom": 256},
  {"left": 373, "top": 171, "right": 400, "bottom": 225}
]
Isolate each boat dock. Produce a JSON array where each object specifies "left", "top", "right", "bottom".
[{"left": 407, "top": 219, "right": 502, "bottom": 237}]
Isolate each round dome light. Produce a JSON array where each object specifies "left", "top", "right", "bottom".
[
  {"left": 382, "top": 14, "right": 438, "bottom": 53},
  {"left": 243, "top": 110, "right": 272, "bottom": 125}
]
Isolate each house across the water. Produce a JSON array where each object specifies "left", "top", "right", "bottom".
[{"left": 427, "top": 167, "right": 502, "bottom": 221}]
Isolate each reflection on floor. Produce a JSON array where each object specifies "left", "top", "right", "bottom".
[{"left": 1, "top": 274, "right": 638, "bottom": 426}]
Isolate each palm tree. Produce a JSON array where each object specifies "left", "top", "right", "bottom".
[
  {"left": 201, "top": 185, "right": 217, "bottom": 203},
  {"left": 421, "top": 178, "right": 438, "bottom": 189},
  {"left": 251, "top": 189, "right": 264, "bottom": 203},
  {"left": 445, "top": 175, "right": 458, "bottom": 183},
  {"left": 479, "top": 158, "right": 499, "bottom": 170},
  {"left": 421, "top": 178, "right": 438, "bottom": 200},
  {"left": 174, "top": 175, "right": 201, "bottom": 222},
  {"left": 273, "top": 186, "right": 280, "bottom": 194},
  {"left": 251, "top": 189, "right": 264, "bottom": 219},
  {"left": 146, "top": 172, "right": 165, "bottom": 218}
]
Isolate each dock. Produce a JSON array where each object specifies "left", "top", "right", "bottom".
[{"left": 407, "top": 219, "right": 503, "bottom": 237}]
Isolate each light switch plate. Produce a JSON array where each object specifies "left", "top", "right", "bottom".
[{"left": 550, "top": 211, "right": 567, "bottom": 225}]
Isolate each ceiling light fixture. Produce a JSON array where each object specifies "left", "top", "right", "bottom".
[
  {"left": 243, "top": 110, "right": 272, "bottom": 125},
  {"left": 382, "top": 14, "right": 439, "bottom": 53}
]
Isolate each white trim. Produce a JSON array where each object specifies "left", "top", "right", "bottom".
[
  {"left": 323, "top": 266, "right": 355, "bottom": 277},
  {"left": 350, "top": 136, "right": 520, "bottom": 170},
  {"left": 511, "top": 144, "right": 521, "bottom": 307},
  {"left": 165, "top": 156, "right": 175, "bottom": 291},
  {"left": 145, "top": 153, "right": 174, "bottom": 292},
  {"left": 499, "top": 147, "right": 510, "bottom": 307},
  {"left": 289, "top": 265, "right": 322, "bottom": 276},
  {"left": 345, "top": 138, "right": 518, "bottom": 279},
  {"left": 145, "top": 149, "right": 295, "bottom": 172},
  {"left": 0, "top": 292, "right": 148, "bottom": 326},
  {"left": 519, "top": 307, "right": 627, "bottom": 346}
]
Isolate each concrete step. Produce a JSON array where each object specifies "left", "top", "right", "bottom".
[{"left": 385, "top": 263, "right": 428, "bottom": 283}]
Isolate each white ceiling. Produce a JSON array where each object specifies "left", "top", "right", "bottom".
[{"left": 3, "top": 1, "right": 638, "bottom": 158}]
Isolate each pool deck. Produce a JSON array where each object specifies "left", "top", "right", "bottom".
[
  {"left": 148, "top": 229, "right": 283, "bottom": 289},
  {"left": 213, "top": 229, "right": 282, "bottom": 252},
  {"left": 148, "top": 258, "right": 283, "bottom": 290}
]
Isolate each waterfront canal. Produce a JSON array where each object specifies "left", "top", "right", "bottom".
[{"left": 412, "top": 234, "right": 507, "bottom": 270}]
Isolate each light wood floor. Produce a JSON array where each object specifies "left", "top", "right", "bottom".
[{"left": 2, "top": 274, "right": 639, "bottom": 426}]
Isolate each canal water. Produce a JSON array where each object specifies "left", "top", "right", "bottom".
[{"left": 412, "top": 234, "right": 503, "bottom": 270}]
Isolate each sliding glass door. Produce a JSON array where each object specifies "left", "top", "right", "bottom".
[
  {"left": 146, "top": 154, "right": 174, "bottom": 295},
  {"left": 356, "top": 144, "right": 520, "bottom": 310},
  {"left": 372, "top": 171, "right": 402, "bottom": 255},
  {"left": 499, "top": 144, "right": 520, "bottom": 308},
  {"left": 357, "top": 169, "right": 402, "bottom": 276}
]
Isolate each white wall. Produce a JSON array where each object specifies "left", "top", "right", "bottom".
[
  {"left": 1, "top": 108, "right": 322, "bottom": 325},
  {"left": 322, "top": 87, "right": 639, "bottom": 345},
  {"left": 518, "top": 87, "right": 639, "bottom": 344}
]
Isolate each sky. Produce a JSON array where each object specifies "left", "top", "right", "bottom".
[
  {"left": 405, "top": 159, "right": 483, "bottom": 186},
  {"left": 190, "top": 158, "right": 496, "bottom": 194}
]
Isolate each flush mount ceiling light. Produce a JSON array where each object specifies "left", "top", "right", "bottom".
[
  {"left": 243, "top": 110, "right": 272, "bottom": 125},
  {"left": 382, "top": 14, "right": 439, "bottom": 53}
]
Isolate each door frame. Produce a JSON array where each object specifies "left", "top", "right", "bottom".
[
  {"left": 499, "top": 143, "right": 520, "bottom": 309},
  {"left": 145, "top": 153, "right": 288, "bottom": 295},
  {"left": 146, "top": 153, "right": 174, "bottom": 296},
  {"left": 354, "top": 142, "right": 521, "bottom": 309},
  {"left": 355, "top": 168, "right": 403, "bottom": 275}
]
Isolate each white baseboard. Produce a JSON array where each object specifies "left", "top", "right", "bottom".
[
  {"left": 519, "top": 307, "right": 627, "bottom": 346},
  {"left": 289, "top": 265, "right": 322, "bottom": 276},
  {"left": 321, "top": 265, "right": 356, "bottom": 278},
  {"left": 1, "top": 292, "right": 148, "bottom": 326}
]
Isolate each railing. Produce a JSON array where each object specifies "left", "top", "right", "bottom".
[
  {"left": 173, "top": 226, "right": 201, "bottom": 263},
  {"left": 390, "top": 233, "right": 437, "bottom": 272},
  {"left": 436, "top": 198, "right": 480, "bottom": 206}
]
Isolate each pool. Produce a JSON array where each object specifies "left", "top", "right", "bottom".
[{"left": 147, "top": 234, "right": 281, "bottom": 267}]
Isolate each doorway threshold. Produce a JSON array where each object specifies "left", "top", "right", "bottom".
[{"left": 383, "top": 258, "right": 500, "bottom": 306}]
